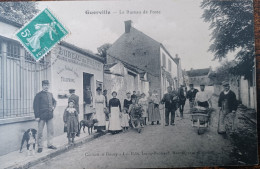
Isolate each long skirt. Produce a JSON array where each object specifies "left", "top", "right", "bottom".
[
  {"left": 148, "top": 103, "right": 161, "bottom": 122},
  {"left": 108, "top": 106, "right": 122, "bottom": 131},
  {"left": 94, "top": 103, "right": 106, "bottom": 130},
  {"left": 67, "top": 115, "right": 79, "bottom": 137}
]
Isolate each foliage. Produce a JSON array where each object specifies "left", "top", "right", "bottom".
[
  {"left": 97, "top": 43, "right": 112, "bottom": 63},
  {"left": 201, "top": 0, "right": 254, "bottom": 80},
  {"left": 0, "top": 2, "right": 39, "bottom": 24}
]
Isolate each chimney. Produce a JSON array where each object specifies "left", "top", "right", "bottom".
[{"left": 124, "top": 20, "right": 132, "bottom": 33}]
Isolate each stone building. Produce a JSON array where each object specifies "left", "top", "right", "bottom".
[
  {"left": 107, "top": 20, "right": 183, "bottom": 98},
  {"left": 185, "top": 67, "right": 212, "bottom": 87}
]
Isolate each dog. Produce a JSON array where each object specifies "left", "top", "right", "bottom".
[
  {"left": 20, "top": 128, "right": 37, "bottom": 155},
  {"left": 79, "top": 119, "right": 98, "bottom": 135}
]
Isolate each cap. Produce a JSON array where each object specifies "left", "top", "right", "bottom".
[
  {"left": 96, "top": 87, "right": 102, "bottom": 91},
  {"left": 69, "top": 89, "right": 75, "bottom": 93},
  {"left": 200, "top": 83, "right": 205, "bottom": 86},
  {"left": 126, "top": 91, "right": 131, "bottom": 94},
  {"left": 68, "top": 99, "right": 75, "bottom": 104},
  {"left": 189, "top": 83, "right": 194, "bottom": 86},
  {"left": 42, "top": 80, "right": 49, "bottom": 85},
  {"left": 222, "top": 81, "right": 229, "bottom": 86}
]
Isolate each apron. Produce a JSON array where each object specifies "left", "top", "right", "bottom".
[
  {"left": 109, "top": 106, "right": 122, "bottom": 131},
  {"left": 218, "top": 99, "right": 228, "bottom": 134}
]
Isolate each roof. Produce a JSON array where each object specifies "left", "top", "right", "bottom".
[
  {"left": 60, "top": 41, "right": 105, "bottom": 63},
  {"left": 0, "top": 15, "right": 23, "bottom": 28},
  {"left": 186, "top": 68, "right": 211, "bottom": 77}
]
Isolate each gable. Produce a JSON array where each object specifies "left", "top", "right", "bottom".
[{"left": 107, "top": 27, "right": 161, "bottom": 76}]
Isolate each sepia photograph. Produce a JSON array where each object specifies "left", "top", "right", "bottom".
[{"left": 0, "top": 0, "right": 258, "bottom": 168}]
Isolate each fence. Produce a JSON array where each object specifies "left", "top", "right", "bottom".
[{"left": 0, "top": 39, "right": 48, "bottom": 120}]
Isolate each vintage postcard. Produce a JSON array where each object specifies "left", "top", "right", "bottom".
[{"left": 0, "top": 0, "right": 258, "bottom": 168}]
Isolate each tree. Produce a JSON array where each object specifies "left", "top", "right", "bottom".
[
  {"left": 97, "top": 43, "right": 112, "bottom": 63},
  {"left": 0, "top": 2, "right": 39, "bottom": 24},
  {"left": 201, "top": 0, "right": 254, "bottom": 80}
]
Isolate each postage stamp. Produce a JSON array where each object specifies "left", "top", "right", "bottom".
[{"left": 16, "top": 8, "right": 68, "bottom": 61}]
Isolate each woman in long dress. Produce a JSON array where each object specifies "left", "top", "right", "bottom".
[
  {"left": 138, "top": 93, "right": 148, "bottom": 125},
  {"left": 148, "top": 90, "right": 161, "bottom": 125},
  {"left": 94, "top": 87, "right": 106, "bottom": 132},
  {"left": 108, "top": 91, "right": 122, "bottom": 134}
]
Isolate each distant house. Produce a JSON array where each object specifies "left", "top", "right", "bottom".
[
  {"left": 185, "top": 67, "right": 212, "bottom": 86},
  {"left": 107, "top": 20, "right": 182, "bottom": 98}
]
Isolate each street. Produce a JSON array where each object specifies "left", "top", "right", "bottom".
[{"left": 31, "top": 97, "right": 235, "bottom": 169}]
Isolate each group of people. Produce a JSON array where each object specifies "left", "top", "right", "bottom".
[{"left": 33, "top": 80, "right": 238, "bottom": 153}]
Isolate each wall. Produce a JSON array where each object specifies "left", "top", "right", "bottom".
[{"left": 50, "top": 45, "right": 103, "bottom": 136}]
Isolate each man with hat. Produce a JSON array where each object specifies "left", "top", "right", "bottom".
[
  {"left": 194, "top": 83, "right": 212, "bottom": 108},
  {"left": 33, "top": 80, "right": 57, "bottom": 153},
  {"left": 186, "top": 83, "right": 199, "bottom": 110},
  {"left": 217, "top": 81, "right": 238, "bottom": 134}
]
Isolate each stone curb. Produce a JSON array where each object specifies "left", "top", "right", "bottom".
[{"left": 6, "top": 132, "right": 106, "bottom": 169}]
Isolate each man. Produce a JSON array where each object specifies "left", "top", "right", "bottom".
[
  {"left": 178, "top": 85, "right": 186, "bottom": 119},
  {"left": 103, "top": 89, "right": 109, "bottom": 121},
  {"left": 33, "top": 80, "right": 57, "bottom": 153},
  {"left": 186, "top": 83, "right": 199, "bottom": 110},
  {"left": 68, "top": 89, "right": 79, "bottom": 113},
  {"left": 131, "top": 91, "right": 137, "bottom": 101},
  {"left": 194, "top": 84, "right": 212, "bottom": 108},
  {"left": 161, "top": 86, "right": 179, "bottom": 126},
  {"left": 84, "top": 86, "right": 93, "bottom": 120},
  {"left": 217, "top": 81, "right": 238, "bottom": 134}
]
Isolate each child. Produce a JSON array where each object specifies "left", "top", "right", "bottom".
[
  {"left": 63, "top": 100, "right": 79, "bottom": 145},
  {"left": 138, "top": 93, "right": 148, "bottom": 125},
  {"left": 121, "top": 108, "right": 130, "bottom": 132}
]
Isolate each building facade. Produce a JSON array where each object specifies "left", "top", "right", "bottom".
[
  {"left": 0, "top": 17, "right": 104, "bottom": 155},
  {"left": 185, "top": 67, "right": 212, "bottom": 87},
  {"left": 107, "top": 20, "right": 182, "bottom": 98}
]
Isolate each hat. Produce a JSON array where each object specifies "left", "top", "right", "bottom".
[
  {"left": 112, "top": 91, "right": 117, "bottom": 95},
  {"left": 126, "top": 91, "right": 131, "bottom": 94},
  {"left": 189, "top": 83, "right": 194, "bottom": 86},
  {"left": 69, "top": 89, "right": 75, "bottom": 93},
  {"left": 68, "top": 99, "right": 75, "bottom": 104},
  {"left": 222, "top": 81, "right": 229, "bottom": 86},
  {"left": 42, "top": 80, "right": 49, "bottom": 85},
  {"left": 96, "top": 87, "right": 102, "bottom": 91},
  {"left": 200, "top": 83, "right": 205, "bottom": 86}
]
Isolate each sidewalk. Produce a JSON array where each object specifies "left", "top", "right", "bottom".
[{"left": 0, "top": 131, "right": 106, "bottom": 169}]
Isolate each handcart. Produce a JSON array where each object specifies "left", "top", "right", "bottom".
[{"left": 191, "top": 106, "right": 210, "bottom": 135}]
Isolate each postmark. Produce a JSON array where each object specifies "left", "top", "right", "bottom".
[{"left": 16, "top": 8, "right": 69, "bottom": 61}]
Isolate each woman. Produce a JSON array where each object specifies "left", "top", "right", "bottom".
[
  {"left": 123, "top": 92, "right": 132, "bottom": 111},
  {"left": 108, "top": 91, "right": 122, "bottom": 134},
  {"left": 138, "top": 93, "right": 148, "bottom": 125},
  {"left": 94, "top": 87, "right": 106, "bottom": 132},
  {"left": 148, "top": 90, "right": 161, "bottom": 125}
]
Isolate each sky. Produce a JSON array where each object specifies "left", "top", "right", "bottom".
[{"left": 38, "top": 0, "right": 234, "bottom": 70}]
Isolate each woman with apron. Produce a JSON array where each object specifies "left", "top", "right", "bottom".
[
  {"left": 94, "top": 87, "right": 106, "bottom": 132},
  {"left": 108, "top": 91, "right": 122, "bottom": 134}
]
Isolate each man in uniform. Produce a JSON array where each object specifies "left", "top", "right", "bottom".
[
  {"left": 161, "top": 86, "right": 179, "bottom": 126},
  {"left": 186, "top": 83, "right": 199, "bottom": 111},
  {"left": 33, "top": 80, "right": 57, "bottom": 153},
  {"left": 218, "top": 81, "right": 238, "bottom": 134}
]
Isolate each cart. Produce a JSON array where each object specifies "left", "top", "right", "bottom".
[
  {"left": 191, "top": 106, "right": 210, "bottom": 135},
  {"left": 129, "top": 105, "right": 144, "bottom": 133}
]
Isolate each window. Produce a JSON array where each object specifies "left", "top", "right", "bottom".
[
  {"left": 168, "top": 59, "right": 171, "bottom": 71},
  {"left": 7, "top": 43, "right": 20, "bottom": 58},
  {"left": 162, "top": 53, "right": 166, "bottom": 67}
]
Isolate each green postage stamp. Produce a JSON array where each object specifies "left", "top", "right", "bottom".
[{"left": 16, "top": 8, "right": 68, "bottom": 61}]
